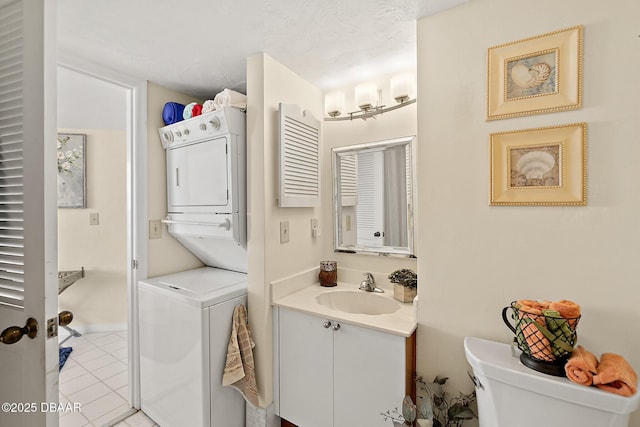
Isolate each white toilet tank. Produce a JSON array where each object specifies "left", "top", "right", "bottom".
[{"left": 464, "top": 336, "right": 640, "bottom": 427}]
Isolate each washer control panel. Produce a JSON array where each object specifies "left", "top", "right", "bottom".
[{"left": 159, "top": 110, "right": 228, "bottom": 149}]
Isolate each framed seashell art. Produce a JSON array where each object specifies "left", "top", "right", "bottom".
[
  {"left": 487, "top": 26, "right": 583, "bottom": 120},
  {"left": 490, "top": 123, "right": 586, "bottom": 206}
]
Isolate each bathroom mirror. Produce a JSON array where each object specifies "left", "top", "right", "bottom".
[{"left": 332, "top": 136, "right": 416, "bottom": 257}]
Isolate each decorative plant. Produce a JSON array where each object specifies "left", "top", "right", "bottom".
[
  {"left": 388, "top": 268, "right": 417, "bottom": 289},
  {"left": 381, "top": 375, "right": 477, "bottom": 427}
]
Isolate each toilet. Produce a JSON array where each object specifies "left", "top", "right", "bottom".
[{"left": 464, "top": 336, "right": 640, "bottom": 427}]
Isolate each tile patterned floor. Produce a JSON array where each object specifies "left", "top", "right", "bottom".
[
  {"left": 113, "top": 411, "right": 159, "bottom": 427},
  {"left": 59, "top": 331, "right": 133, "bottom": 427}
]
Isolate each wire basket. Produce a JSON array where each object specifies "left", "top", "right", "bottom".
[{"left": 502, "top": 302, "right": 580, "bottom": 375}]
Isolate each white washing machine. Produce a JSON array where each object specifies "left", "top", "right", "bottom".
[{"left": 139, "top": 267, "right": 247, "bottom": 427}]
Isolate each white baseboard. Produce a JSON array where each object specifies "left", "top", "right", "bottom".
[{"left": 58, "top": 322, "right": 127, "bottom": 336}]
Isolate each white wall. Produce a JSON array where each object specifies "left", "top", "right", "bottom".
[
  {"left": 322, "top": 71, "right": 418, "bottom": 274},
  {"left": 146, "top": 82, "right": 203, "bottom": 277},
  {"left": 58, "top": 129, "right": 127, "bottom": 329},
  {"left": 417, "top": 1, "right": 640, "bottom": 425},
  {"left": 246, "top": 53, "right": 324, "bottom": 406}
]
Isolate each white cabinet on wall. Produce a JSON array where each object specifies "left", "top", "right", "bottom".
[{"left": 275, "top": 307, "right": 416, "bottom": 427}]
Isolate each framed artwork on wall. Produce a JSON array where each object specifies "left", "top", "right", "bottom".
[
  {"left": 490, "top": 123, "right": 586, "bottom": 206},
  {"left": 57, "top": 133, "right": 86, "bottom": 208},
  {"left": 487, "top": 26, "right": 583, "bottom": 120}
]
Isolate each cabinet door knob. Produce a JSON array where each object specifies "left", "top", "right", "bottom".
[
  {"left": 332, "top": 323, "right": 341, "bottom": 331},
  {"left": 322, "top": 320, "right": 332, "bottom": 328}
]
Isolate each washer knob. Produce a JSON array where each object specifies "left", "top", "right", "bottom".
[
  {"left": 162, "top": 131, "right": 173, "bottom": 143},
  {"left": 209, "top": 117, "right": 221, "bottom": 131},
  {"left": 183, "top": 128, "right": 190, "bottom": 135},
  {"left": 200, "top": 123, "right": 207, "bottom": 131},
  {"left": 175, "top": 130, "right": 182, "bottom": 137}
]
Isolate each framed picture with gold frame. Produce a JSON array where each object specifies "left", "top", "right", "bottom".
[
  {"left": 487, "top": 26, "right": 583, "bottom": 121},
  {"left": 490, "top": 123, "right": 586, "bottom": 206}
]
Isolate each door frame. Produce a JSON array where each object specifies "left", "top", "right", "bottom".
[{"left": 57, "top": 52, "right": 147, "bottom": 409}]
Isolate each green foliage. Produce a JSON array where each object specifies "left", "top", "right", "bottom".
[
  {"left": 382, "top": 374, "right": 477, "bottom": 427},
  {"left": 388, "top": 269, "right": 418, "bottom": 289}
]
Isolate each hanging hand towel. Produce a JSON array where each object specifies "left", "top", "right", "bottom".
[
  {"left": 222, "top": 304, "right": 259, "bottom": 407},
  {"left": 214, "top": 88, "right": 247, "bottom": 110},
  {"left": 162, "top": 102, "right": 185, "bottom": 125},
  {"left": 565, "top": 345, "right": 598, "bottom": 386},
  {"left": 593, "top": 353, "right": 638, "bottom": 397}
]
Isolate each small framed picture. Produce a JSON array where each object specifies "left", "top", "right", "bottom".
[
  {"left": 487, "top": 26, "right": 583, "bottom": 120},
  {"left": 490, "top": 123, "right": 586, "bottom": 206},
  {"left": 57, "top": 133, "right": 86, "bottom": 208}
]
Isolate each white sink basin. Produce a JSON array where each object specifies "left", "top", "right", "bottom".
[{"left": 316, "top": 290, "right": 400, "bottom": 315}]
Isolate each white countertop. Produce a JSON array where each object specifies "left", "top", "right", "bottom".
[{"left": 272, "top": 277, "right": 417, "bottom": 337}]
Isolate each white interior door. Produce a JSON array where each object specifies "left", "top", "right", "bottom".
[{"left": 0, "top": 1, "right": 58, "bottom": 426}]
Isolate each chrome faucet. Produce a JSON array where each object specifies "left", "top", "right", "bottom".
[{"left": 359, "top": 272, "right": 384, "bottom": 293}]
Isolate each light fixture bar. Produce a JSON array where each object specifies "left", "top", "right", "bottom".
[{"left": 324, "top": 98, "right": 416, "bottom": 122}]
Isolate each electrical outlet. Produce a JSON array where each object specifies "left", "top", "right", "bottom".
[
  {"left": 149, "top": 220, "right": 162, "bottom": 239},
  {"left": 280, "top": 221, "right": 290, "bottom": 244},
  {"left": 89, "top": 212, "right": 99, "bottom": 225}
]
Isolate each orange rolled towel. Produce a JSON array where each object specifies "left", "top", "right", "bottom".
[
  {"left": 515, "top": 300, "right": 554, "bottom": 362},
  {"left": 549, "top": 300, "right": 581, "bottom": 327},
  {"left": 593, "top": 353, "right": 638, "bottom": 397},
  {"left": 565, "top": 345, "right": 598, "bottom": 386}
]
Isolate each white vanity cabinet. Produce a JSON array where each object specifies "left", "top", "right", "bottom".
[{"left": 275, "top": 307, "right": 416, "bottom": 427}]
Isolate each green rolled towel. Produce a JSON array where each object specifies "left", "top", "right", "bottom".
[{"left": 543, "top": 309, "right": 576, "bottom": 356}]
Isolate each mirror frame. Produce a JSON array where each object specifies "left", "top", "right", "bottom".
[{"left": 332, "top": 135, "right": 416, "bottom": 258}]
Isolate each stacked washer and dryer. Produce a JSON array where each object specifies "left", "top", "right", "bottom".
[{"left": 139, "top": 107, "right": 248, "bottom": 427}]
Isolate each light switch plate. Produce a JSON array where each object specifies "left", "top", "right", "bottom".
[
  {"left": 149, "top": 220, "right": 162, "bottom": 239},
  {"left": 280, "top": 221, "right": 290, "bottom": 243},
  {"left": 89, "top": 212, "right": 99, "bottom": 225}
]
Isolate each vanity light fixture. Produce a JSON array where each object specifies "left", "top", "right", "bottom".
[{"left": 324, "top": 73, "right": 416, "bottom": 122}]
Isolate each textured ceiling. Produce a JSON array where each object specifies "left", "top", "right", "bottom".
[{"left": 57, "top": 0, "right": 466, "bottom": 98}]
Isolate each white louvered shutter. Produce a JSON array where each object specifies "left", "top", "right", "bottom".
[
  {"left": 0, "top": 0, "right": 25, "bottom": 309},
  {"left": 278, "top": 103, "right": 321, "bottom": 207},
  {"left": 356, "top": 151, "right": 384, "bottom": 246},
  {"left": 339, "top": 154, "right": 357, "bottom": 206}
]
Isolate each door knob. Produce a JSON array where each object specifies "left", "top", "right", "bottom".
[
  {"left": 374, "top": 231, "right": 381, "bottom": 237},
  {"left": 332, "top": 323, "right": 341, "bottom": 331},
  {"left": 58, "top": 311, "right": 74, "bottom": 327},
  {"left": 0, "top": 318, "right": 38, "bottom": 345},
  {"left": 322, "top": 320, "right": 332, "bottom": 328}
]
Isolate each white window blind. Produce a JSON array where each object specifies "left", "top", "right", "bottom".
[
  {"left": 278, "top": 103, "right": 321, "bottom": 207},
  {"left": 0, "top": 1, "right": 25, "bottom": 310}
]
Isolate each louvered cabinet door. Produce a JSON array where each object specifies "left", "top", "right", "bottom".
[{"left": 278, "top": 103, "right": 321, "bottom": 207}]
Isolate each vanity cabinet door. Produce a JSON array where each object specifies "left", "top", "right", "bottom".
[
  {"left": 333, "top": 323, "right": 407, "bottom": 427},
  {"left": 278, "top": 308, "right": 333, "bottom": 427}
]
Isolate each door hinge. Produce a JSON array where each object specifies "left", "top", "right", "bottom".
[{"left": 132, "top": 259, "right": 139, "bottom": 270}]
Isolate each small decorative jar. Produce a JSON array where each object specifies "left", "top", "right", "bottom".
[{"left": 319, "top": 261, "right": 338, "bottom": 287}]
